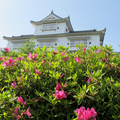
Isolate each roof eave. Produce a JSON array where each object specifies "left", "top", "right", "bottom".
[
  {"left": 99, "top": 28, "right": 106, "bottom": 46},
  {"left": 3, "top": 28, "right": 106, "bottom": 41},
  {"left": 30, "top": 17, "right": 68, "bottom": 26}
]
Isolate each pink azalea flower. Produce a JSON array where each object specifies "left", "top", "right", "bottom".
[
  {"left": 4, "top": 47, "right": 10, "bottom": 52},
  {"left": 9, "top": 57, "right": 15, "bottom": 66},
  {"left": 2, "top": 61, "right": 8, "bottom": 68},
  {"left": 36, "top": 69, "right": 40, "bottom": 75},
  {"left": 37, "top": 97, "right": 40, "bottom": 102},
  {"left": 16, "top": 57, "right": 24, "bottom": 61},
  {"left": 75, "top": 107, "right": 97, "bottom": 120},
  {"left": 67, "top": 92, "right": 71, "bottom": 96},
  {"left": 96, "top": 49, "right": 101, "bottom": 53},
  {"left": 61, "top": 52, "right": 66, "bottom": 56},
  {"left": 27, "top": 53, "right": 33, "bottom": 60},
  {"left": 11, "top": 81, "right": 17, "bottom": 88},
  {"left": 14, "top": 106, "right": 20, "bottom": 114},
  {"left": 75, "top": 57, "right": 80, "bottom": 63},
  {"left": 24, "top": 70, "right": 28, "bottom": 73},
  {"left": 87, "top": 78, "right": 91, "bottom": 83},
  {"left": 32, "top": 60, "right": 36, "bottom": 63},
  {"left": 61, "top": 73, "right": 64, "bottom": 78},
  {"left": 32, "top": 97, "right": 40, "bottom": 102},
  {"left": 104, "top": 57, "right": 108, "bottom": 62},
  {"left": 24, "top": 106, "right": 32, "bottom": 117},
  {"left": 75, "top": 106, "right": 85, "bottom": 120},
  {"left": 17, "top": 97, "right": 24, "bottom": 103},
  {"left": 52, "top": 51, "right": 58, "bottom": 55},
  {"left": 84, "top": 108, "right": 97, "bottom": 120},
  {"left": 41, "top": 72, "right": 43, "bottom": 75},
  {"left": 56, "top": 82, "right": 62, "bottom": 90},
  {"left": 83, "top": 47, "right": 86, "bottom": 52},
  {"left": 42, "top": 59, "right": 46, "bottom": 64},
  {"left": 19, "top": 80, "right": 22, "bottom": 84},
  {"left": 64, "top": 57, "right": 69, "bottom": 61},
  {"left": 0, "top": 57, "right": 4, "bottom": 60},
  {"left": 50, "top": 63, "right": 52, "bottom": 65},
  {"left": 21, "top": 112, "right": 23, "bottom": 116},
  {"left": 53, "top": 90, "right": 67, "bottom": 100},
  {"left": 64, "top": 82, "right": 68, "bottom": 87},
  {"left": 20, "top": 85, "right": 23, "bottom": 88},
  {"left": 14, "top": 115, "right": 20, "bottom": 120},
  {"left": 24, "top": 100, "right": 27, "bottom": 105},
  {"left": 2, "top": 57, "right": 15, "bottom": 68},
  {"left": 5, "top": 56, "right": 8, "bottom": 59},
  {"left": 33, "top": 54, "right": 38, "bottom": 59}
]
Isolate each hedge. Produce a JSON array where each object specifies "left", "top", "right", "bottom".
[{"left": 0, "top": 44, "right": 120, "bottom": 120}]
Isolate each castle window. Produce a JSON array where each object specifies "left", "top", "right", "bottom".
[
  {"left": 42, "top": 23, "right": 56, "bottom": 31},
  {"left": 13, "top": 43, "right": 25, "bottom": 49},
  {"left": 70, "top": 40, "right": 87, "bottom": 47},
  {"left": 55, "top": 43, "right": 57, "bottom": 46},
  {"left": 39, "top": 41, "right": 54, "bottom": 47},
  {"left": 89, "top": 42, "right": 91, "bottom": 44}
]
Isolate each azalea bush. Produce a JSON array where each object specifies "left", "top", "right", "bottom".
[{"left": 0, "top": 44, "right": 120, "bottom": 120}]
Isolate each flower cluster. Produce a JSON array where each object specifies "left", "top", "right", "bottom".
[
  {"left": 17, "top": 97, "right": 27, "bottom": 105},
  {"left": 2, "top": 57, "right": 15, "bottom": 68},
  {"left": 27, "top": 52, "right": 38, "bottom": 60},
  {"left": 14, "top": 97, "right": 31, "bottom": 119},
  {"left": 4, "top": 47, "right": 10, "bottom": 52},
  {"left": 36, "top": 69, "right": 43, "bottom": 76},
  {"left": 53, "top": 82, "right": 69, "bottom": 100},
  {"left": 11, "top": 81, "right": 17, "bottom": 88},
  {"left": 0, "top": 57, "right": 4, "bottom": 61},
  {"left": 14, "top": 106, "right": 31, "bottom": 120},
  {"left": 75, "top": 106, "right": 97, "bottom": 120},
  {"left": 16, "top": 57, "right": 24, "bottom": 61},
  {"left": 75, "top": 57, "right": 80, "bottom": 63},
  {"left": 14, "top": 106, "right": 23, "bottom": 120}
]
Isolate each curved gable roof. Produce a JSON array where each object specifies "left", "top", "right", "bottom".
[{"left": 30, "top": 11, "right": 74, "bottom": 31}]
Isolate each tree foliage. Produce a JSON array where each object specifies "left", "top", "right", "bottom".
[{"left": 17, "top": 39, "right": 35, "bottom": 54}]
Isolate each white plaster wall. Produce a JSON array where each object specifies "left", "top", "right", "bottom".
[
  {"left": 34, "top": 23, "right": 68, "bottom": 35},
  {"left": 7, "top": 34, "right": 100, "bottom": 52},
  {"left": 64, "top": 24, "right": 69, "bottom": 33},
  {"left": 53, "top": 35, "right": 100, "bottom": 51},
  {"left": 87, "top": 35, "right": 100, "bottom": 47},
  {"left": 56, "top": 37, "right": 69, "bottom": 47},
  {"left": 7, "top": 41, "right": 13, "bottom": 50}
]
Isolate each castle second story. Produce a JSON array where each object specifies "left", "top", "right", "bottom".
[{"left": 30, "top": 11, "right": 73, "bottom": 35}]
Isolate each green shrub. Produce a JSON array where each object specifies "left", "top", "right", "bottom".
[{"left": 0, "top": 44, "right": 120, "bottom": 120}]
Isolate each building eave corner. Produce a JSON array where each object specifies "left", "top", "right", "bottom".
[
  {"left": 30, "top": 20, "right": 36, "bottom": 28},
  {"left": 100, "top": 27, "right": 106, "bottom": 46},
  {"left": 66, "top": 16, "right": 74, "bottom": 32}
]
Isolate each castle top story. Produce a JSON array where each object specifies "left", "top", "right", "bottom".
[{"left": 30, "top": 10, "right": 73, "bottom": 35}]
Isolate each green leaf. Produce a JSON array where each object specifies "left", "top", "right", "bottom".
[
  {"left": 86, "top": 69, "right": 90, "bottom": 76},
  {"left": 9, "top": 97, "right": 17, "bottom": 102},
  {"left": 67, "top": 115, "right": 70, "bottom": 120}
]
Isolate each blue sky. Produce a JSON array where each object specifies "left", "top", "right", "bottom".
[{"left": 0, "top": 0, "right": 120, "bottom": 52}]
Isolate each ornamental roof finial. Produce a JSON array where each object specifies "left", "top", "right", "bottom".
[{"left": 51, "top": 10, "right": 53, "bottom": 14}]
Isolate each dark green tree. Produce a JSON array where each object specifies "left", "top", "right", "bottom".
[{"left": 17, "top": 39, "right": 35, "bottom": 54}]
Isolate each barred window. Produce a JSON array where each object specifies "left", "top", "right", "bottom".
[
  {"left": 42, "top": 23, "right": 56, "bottom": 31},
  {"left": 39, "top": 41, "right": 54, "bottom": 47},
  {"left": 70, "top": 40, "right": 87, "bottom": 46},
  {"left": 13, "top": 43, "right": 25, "bottom": 48}
]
